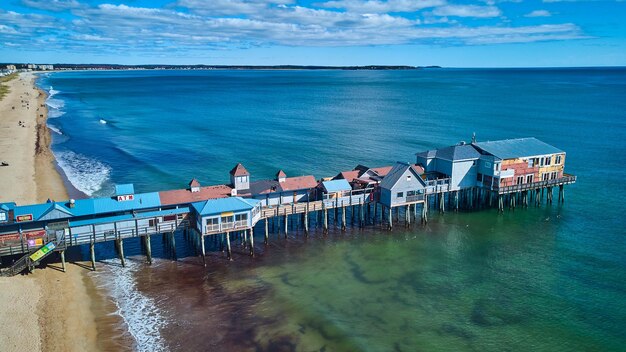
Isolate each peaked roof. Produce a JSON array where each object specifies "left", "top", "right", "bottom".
[
  {"left": 0, "top": 202, "right": 15, "bottom": 211},
  {"left": 230, "top": 163, "right": 249, "bottom": 176},
  {"left": 277, "top": 170, "right": 286, "bottom": 178},
  {"left": 189, "top": 178, "right": 201, "bottom": 187},
  {"left": 192, "top": 197, "right": 259, "bottom": 216},
  {"left": 473, "top": 137, "right": 563, "bottom": 160},
  {"left": 380, "top": 162, "right": 425, "bottom": 190},
  {"left": 249, "top": 175, "right": 317, "bottom": 195}
]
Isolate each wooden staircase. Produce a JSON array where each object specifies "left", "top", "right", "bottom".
[{"left": 0, "top": 231, "right": 67, "bottom": 277}]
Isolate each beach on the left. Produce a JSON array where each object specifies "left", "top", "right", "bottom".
[{"left": 0, "top": 72, "right": 102, "bottom": 352}]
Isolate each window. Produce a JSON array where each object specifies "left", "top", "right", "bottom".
[
  {"left": 397, "top": 192, "right": 404, "bottom": 198},
  {"left": 556, "top": 155, "right": 562, "bottom": 164},
  {"left": 542, "top": 173, "right": 549, "bottom": 181},
  {"left": 407, "top": 175, "right": 412, "bottom": 181},
  {"left": 526, "top": 174, "right": 534, "bottom": 183},
  {"left": 0, "top": 212, "right": 6, "bottom": 222},
  {"left": 207, "top": 217, "right": 218, "bottom": 225},
  {"left": 221, "top": 216, "right": 233, "bottom": 224},
  {"left": 517, "top": 176, "right": 524, "bottom": 185},
  {"left": 551, "top": 172, "right": 557, "bottom": 180},
  {"left": 407, "top": 191, "right": 416, "bottom": 196},
  {"left": 545, "top": 157, "right": 551, "bottom": 166},
  {"left": 235, "top": 213, "right": 247, "bottom": 221},
  {"left": 163, "top": 215, "right": 176, "bottom": 222},
  {"left": 528, "top": 159, "right": 534, "bottom": 168},
  {"left": 540, "top": 158, "right": 544, "bottom": 167}
]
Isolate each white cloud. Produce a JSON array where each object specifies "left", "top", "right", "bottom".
[
  {"left": 432, "top": 5, "right": 502, "bottom": 18},
  {"left": 318, "top": 0, "right": 446, "bottom": 13},
  {"left": 21, "top": 0, "right": 82, "bottom": 12},
  {"left": 525, "top": 10, "right": 552, "bottom": 17},
  {"left": 0, "top": 1, "right": 589, "bottom": 54}
]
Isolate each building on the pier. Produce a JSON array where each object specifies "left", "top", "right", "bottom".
[
  {"left": 379, "top": 162, "right": 427, "bottom": 208},
  {"left": 472, "top": 137, "right": 565, "bottom": 190},
  {"left": 230, "top": 163, "right": 250, "bottom": 195},
  {"left": 416, "top": 142, "right": 481, "bottom": 191},
  {"left": 334, "top": 164, "right": 424, "bottom": 189},
  {"left": 192, "top": 197, "right": 261, "bottom": 235},
  {"left": 249, "top": 170, "right": 317, "bottom": 206}
]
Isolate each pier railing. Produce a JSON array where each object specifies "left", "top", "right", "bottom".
[
  {"left": 425, "top": 178, "right": 451, "bottom": 194},
  {"left": 495, "top": 174, "right": 577, "bottom": 194}
]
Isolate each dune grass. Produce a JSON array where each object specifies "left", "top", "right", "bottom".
[{"left": 0, "top": 73, "right": 18, "bottom": 101}]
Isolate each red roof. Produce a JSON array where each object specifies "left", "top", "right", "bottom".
[
  {"left": 411, "top": 164, "right": 424, "bottom": 175},
  {"left": 189, "top": 178, "right": 201, "bottom": 188},
  {"left": 277, "top": 170, "right": 287, "bottom": 178},
  {"left": 159, "top": 184, "right": 232, "bottom": 206},
  {"left": 278, "top": 175, "right": 318, "bottom": 192},
  {"left": 230, "top": 163, "right": 249, "bottom": 176}
]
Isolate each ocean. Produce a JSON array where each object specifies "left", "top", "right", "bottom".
[{"left": 37, "top": 68, "right": 626, "bottom": 351}]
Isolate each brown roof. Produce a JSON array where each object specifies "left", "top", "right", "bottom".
[
  {"left": 230, "top": 163, "right": 249, "bottom": 176},
  {"left": 159, "top": 184, "right": 232, "bottom": 206},
  {"left": 336, "top": 170, "right": 360, "bottom": 182},
  {"left": 278, "top": 175, "right": 318, "bottom": 192},
  {"left": 370, "top": 166, "right": 393, "bottom": 177},
  {"left": 277, "top": 170, "right": 287, "bottom": 178},
  {"left": 411, "top": 164, "right": 425, "bottom": 175},
  {"left": 189, "top": 178, "right": 201, "bottom": 187}
]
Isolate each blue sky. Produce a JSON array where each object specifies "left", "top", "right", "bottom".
[{"left": 1, "top": 0, "right": 625, "bottom": 67}]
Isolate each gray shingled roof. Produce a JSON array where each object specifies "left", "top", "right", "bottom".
[
  {"left": 380, "top": 162, "right": 423, "bottom": 189},
  {"left": 473, "top": 137, "right": 562, "bottom": 160},
  {"left": 415, "top": 144, "right": 480, "bottom": 161},
  {"left": 436, "top": 144, "right": 481, "bottom": 161}
]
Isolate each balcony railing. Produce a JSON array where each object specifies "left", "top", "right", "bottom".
[{"left": 494, "top": 174, "right": 576, "bottom": 194}]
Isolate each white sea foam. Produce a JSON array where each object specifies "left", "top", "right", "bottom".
[
  {"left": 54, "top": 150, "right": 111, "bottom": 196},
  {"left": 48, "top": 87, "right": 59, "bottom": 97},
  {"left": 47, "top": 124, "right": 63, "bottom": 135},
  {"left": 94, "top": 260, "right": 168, "bottom": 352},
  {"left": 47, "top": 109, "right": 65, "bottom": 118}
]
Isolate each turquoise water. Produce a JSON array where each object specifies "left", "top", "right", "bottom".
[{"left": 38, "top": 68, "right": 626, "bottom": 351}]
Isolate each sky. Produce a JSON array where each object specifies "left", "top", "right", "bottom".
[{"left": 1, "top": 0, "right": 625, "bottom": 67}]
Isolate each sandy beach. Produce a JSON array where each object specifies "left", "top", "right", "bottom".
[{"left": 0, "top": 72, "right": 102, "bottom": 352}]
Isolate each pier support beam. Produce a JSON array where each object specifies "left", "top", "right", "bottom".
[
  {"left": 323, "top": 207, "right": 328, "bottom": 234},
  {"left": 249, "top": 228, "right": 255, "bottom": 257},
  {"left": 406, "top": 205, "right": 411, "bottom": 227},
  {"left": 170, "top": 232, "right": 177, "bottom": 260},
  {"left": 388, "top": 206, "right": 393, "bottom": 230},
  {"left": 90, "top": 242, "right": 96, "bottom": 271},
  {"left": 200, "top": 234, "right": 206, "bottom": 266},
  {"left": 145, "top": 234, "right": 152, "bottom": 265},
  {"left": 60, "top": 250, "right": 66, "bottom": 272},
  {"left": 226, "top": 232, "right": 232, "bottom": 260},
  {"left": 264, "top": 218, "right": 269, "bottom": 244},
  {"left": 341, "top": 203, "right": 346, "bottom": 231},
  {"left": 304, "top": 210, "right": 309, "bottom": 236},
  {"left": 116, "top": 239, "right": 126, "bottom": 267},
  {"left": 284, "top": 212, "right": 288, "bottom": 238}
]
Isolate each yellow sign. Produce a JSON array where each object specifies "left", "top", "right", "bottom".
[{"left": 220, "top": 211, "right": 234, "bottom": 217}]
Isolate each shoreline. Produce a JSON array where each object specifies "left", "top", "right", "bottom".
[{"left": 0, "top": 72, "right": 110, "bottom": 352}]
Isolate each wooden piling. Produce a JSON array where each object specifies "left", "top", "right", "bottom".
[
  {"left": 90, "top": 241, "right": 96, "bottom": 271},
  {"left": 145, "top": 234, "right": 152, "bottom": 264},
  {"left": 264, "top": 218, "right": 269, "bottom": 244},
  {"left": 60, "top": 250, "right": 66, "bottom": 272},
  {"left": 226, "top": 232, "right": 232, "bottom": 260},
  {"left": 116, "top": 239, "right": 126, "bottom": 267},
  {"left": 200, "top": 233, "right": 206, "bottom": 266},
  {"left": 341, "top": 202, "right": 346, "bottom": 231},
  {"left": 249, "top": 228, "right": 254, "bottom": 257}
]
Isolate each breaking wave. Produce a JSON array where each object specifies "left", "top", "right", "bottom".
[{"left": 54, "top": 150, "right": 111, "bottom": 196}]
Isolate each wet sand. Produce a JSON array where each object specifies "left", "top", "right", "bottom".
[{"left": 0, "top": 72, "right": 108, "bottom": 352}]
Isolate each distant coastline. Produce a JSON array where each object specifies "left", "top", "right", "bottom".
[{"left": 2, "top": 63, "right": 442, "bottom": 71}]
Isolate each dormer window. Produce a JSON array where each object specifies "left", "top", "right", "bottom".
[
  {"left": 406, "top": 175, "right": 412, "bottom": 181},
  {"left": 0, "top": 212, "right": 6, "bottom": 222}
]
